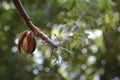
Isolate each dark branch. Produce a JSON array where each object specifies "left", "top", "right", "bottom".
[
  {"left": 13, "top": 0, "right": 76, "bottom": 48},
  {"left": 13, "top": 0, "right": 35, "bottom": 30}
]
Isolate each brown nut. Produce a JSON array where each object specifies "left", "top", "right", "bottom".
[{"left": 18, "top": 30, "right": 36, "bottom": 54}]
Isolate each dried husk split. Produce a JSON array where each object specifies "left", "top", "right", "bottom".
[{"left": 18, "top": 30, "right": 36, "bottom": 54}]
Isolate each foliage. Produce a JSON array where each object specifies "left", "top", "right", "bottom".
[{"left": 0, "top": 0, "right": 120, "bottom": 80}]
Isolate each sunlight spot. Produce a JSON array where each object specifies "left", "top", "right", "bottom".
[
  {"left": 37, "top": 40, "right": 43, "bottom": 46},
  {"left": 85, "top": 38, "right": 89, "bottom": 45},
  {"left": 10, "top": 2, "right": 15, "bottom": 9},
  {"left": 34, "top": 77, "right": 40, "bottom": 80},
  {"left": 38, "top": 66, "right": 43, "bottom": 71},
  {"left": 117, "top": 55, "right": 120, "bottom": 61},
  {"left": 93, "top": 74, "right": 100, "bottom": 80},
  {"left": 51, "top": 35, "right": 57, "bottom": 40},
  {"left": 51, "top": 24, "right": 67, "bottom": 39},
  {"left": 63, "top": 0, "right": 68, "bottom": 3},
  {"left": 97, "top": 18, "right": 103, "bottom": 25},
  {"left": 86, "top": 68, "right": 93, "bottom": 74},
  {"left": 112, "top": 77, "right": 120, "bottom": 80},
  {"left": 2, "top": 1, "right": 10, "bottom": 10},
  {"left": 94, "top": 29, "right": 103, "bottom": 37},
  {"left": 82, "top": 48, "right": 87, "bottom": 54},
  {"left": 34, "top": 58, "right": 43, "bottom": 64},
  {"left": 47, "top": 23, "right": 52, "bottom": 27},
  {"left": 33, "top": 49, "right": 42, "bottom": 57},
  {"left": 87, "top": 56, "right": 96, "bottom": 64},
  {"left": 80, "top": 75, "right": 86, "bottom": 80},
  {"left": 11, "top": 46, "right": 18, "bottom": 52},
  {"left": 4, "top": 26, "right": 10, "bottom": 32},
  {"left": 2, "top": 1, "right": 7, "bottom": 7},
  {"left": 85, "top": 30, "right": 96, "bottom": 39},
  {"left": 58, "top": 67, "right": 68, "bottom": 78},
  {"left": 69, "top": 32, "right": 73, "bottom": 37},
  {"left": 85, "top": 29, "right": 102, "bottom": 39},
  {"left": 56, "top": 55, "right": 63, "bottom": 65},
  {"left": 60, "top": 11, "right": 66, "bottom": 16},
  {"left": 58, "top": 62, "right": 68, "bottom": 78},
  {"left": 51, "top": 58, "right": 57, "bottom": 65},
  {"left": 118, "top": 26, "right": 120, "bottom": 32},
  {"left": 90, "top": 45, "right": 98, "bottom": 53},
  {"left": 15, "top": 38, "right": 19, "bottom": 44},
  {"left": 81, "top": 64, "right": 87, "bottom": 70},
  {"left": 45, "top": 67, "right": 50, "bottom": 72},
  {"left": 85, "top": 0, "right": 90, "bottom": 3},
  {"left": 33, "top": 49, "right": 44, "bottom": 64},
  {"left": 33, "top": 69, "right": 39, "bottom": 75}
]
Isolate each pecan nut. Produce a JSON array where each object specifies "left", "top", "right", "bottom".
[{"left": 18, "top": 30, "right": 36, "bottom": 54}]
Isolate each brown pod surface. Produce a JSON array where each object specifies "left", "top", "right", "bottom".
[
  {"left": 25, "top": 31, "right": 36, "bottom": 53},
  {"left": 18, "top": 30, "right": 28, "bottom": 53},
  {"left": 18, "top": 30, "right": 36, "bottom": 54},
  {"left": 22, "top": 35, "right": 28, "bottom": 53}
]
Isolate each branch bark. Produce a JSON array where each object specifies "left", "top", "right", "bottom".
[{"left": 13, "top": 0, "right": 76, "bottom": 48}]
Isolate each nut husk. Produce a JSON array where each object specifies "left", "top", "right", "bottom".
[{"left": 18, "top": 30, "right": 36, "bottom": 54}]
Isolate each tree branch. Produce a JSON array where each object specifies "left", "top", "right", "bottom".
[{"left": 13, "top": 0, "right": 76, "bottom": 48}]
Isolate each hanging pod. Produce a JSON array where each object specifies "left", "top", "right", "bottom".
[{"left": 18, "top": 30, "right": 36, "bottom": 54}]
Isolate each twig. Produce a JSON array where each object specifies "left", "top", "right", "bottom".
[
  {"left": 13, "top": 0, "right": 77, "bottom": 48},
  {"left": 57, "top": 24, "right": 77, "bottom": 45}
]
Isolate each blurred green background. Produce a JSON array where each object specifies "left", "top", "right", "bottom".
[{"left": 0, "top": 0, "right": 120, "bottom": 80}]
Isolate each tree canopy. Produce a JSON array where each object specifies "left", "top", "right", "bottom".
[{"left": 0, "top": 0, "right": 120, "bottom": 80}]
